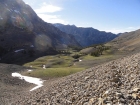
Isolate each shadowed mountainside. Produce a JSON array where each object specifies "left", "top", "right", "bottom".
[
  {"left": 54, "top": 23, "right": 118, "bottom": 47},
  {"left": 0, "top": 0, "right": 80, "bottom": 64}
]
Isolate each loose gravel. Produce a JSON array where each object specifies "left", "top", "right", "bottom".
[{"left": 8, "top": 53, "right": 140, "bottom": 104}]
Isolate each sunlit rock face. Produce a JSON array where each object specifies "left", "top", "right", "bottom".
[
  {"left": 0, "top": 0, "right": 34, "bottom": 29},
  {"left": 0, "top": 0, "right": 80, "bottom": 64}
]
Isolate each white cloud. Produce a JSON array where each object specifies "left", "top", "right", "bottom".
[
  {"left": 104, "top": 29, "right": 125, "bottom": 34},
  {"left": 25, "top": 2, "right": 28, "bottom": 4},
  {"left": 35, "top": 3, "right": 62, "bottom": 13},
  {"left": 38, "top": 14, "right": 68, "bottom": 24},
  {"left": 127, "top": 27, "right": 134, "bottom": 29},
  {"left": 103, "top": 26, "right": 140, "bottom": 34},
  {"left": 34, "top": 2, "right": 67, "bottom": 24}
]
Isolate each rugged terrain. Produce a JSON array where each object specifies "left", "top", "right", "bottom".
[
  {"left": 8, "top": 52, "right": 140, "bottom": 105},
  {"left": 54, "top": 23, "right": 118, "bottom": 47},
  {"left": 109, "top": 29, "right": 140, "bottom": 54},
  {"left": 0, "top": 0, "right": 80, "bottom": 64},
  {"left": 0, "top": 63, "right": 33, "bottom": 104},
  {"left": 0, "top": 0, "right": 140, "bottom": 105}
]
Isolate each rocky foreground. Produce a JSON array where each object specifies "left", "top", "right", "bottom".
[
  {"left": 11, "top": 53, "right": 140, "bottom": 105},
  {"left": 0, "top": 64, "right": 33, "bottom": 105}
]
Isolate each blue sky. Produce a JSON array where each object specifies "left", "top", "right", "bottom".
[{"left": 23, "top": 0, "right": 140, "bottom": 33}]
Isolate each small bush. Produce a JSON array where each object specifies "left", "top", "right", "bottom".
[
  {"left": 91, "top": 50, "right": 100, "bottom": 57},
  {"left": 72, "top": 54, "right": 81, "bottom": 59}
]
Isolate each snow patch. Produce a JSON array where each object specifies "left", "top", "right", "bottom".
[
  {"left": 14, "top": 10, "right": 20, "bottom": 14},
  {"left": 12, "top": 72, "right": 44, "bottom": 91},
  {"left": 23, "top": 12, "right": 27, "bottom": 14},
  {"left": 42, "top": 65, "right": 46, "bottom": 69},
  {"left": 14, "top": 49, "right": 24, "bottom": 53},
  {"left": 79, "top": 59, "right": 82, "bottom": 62},
  {"left": 7, "top": 9, "right": 11, "bottom": 12},
  {"left": 27, "top": 69, "right": 33, "bottom": 72},
  {"left": 30, "top": 45, "right": 34, "bottom": 47}
]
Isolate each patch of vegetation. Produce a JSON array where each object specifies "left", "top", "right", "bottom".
[
  {"left": 90, "top": 45, "right": 111, "bottom": 57},
  {"left": 83, "top": 54, "right": 114, "bottom": 60},
  {"left": 22, "top": 44, "right": 121, "bottom": 79},
  {"left": 72, "top": 54, "right": 81, "bottom": 59},
  {"left": 91, "top": 50, "right": 100, "bottom": 57},
  {"left": 23, "top": 54, "right": 86, "bottom": 78},
  {"left": 23, "top": 67, "right": 84, "bottom": 79},
  {"left": 24, "top": 55, "right": 74, "bottom": 68},
  {"left": 68, "top": 45, "right": 82, "bottom": 52},
  {"left": 24, "top": 52, "right": 103, "bottom": 78}
]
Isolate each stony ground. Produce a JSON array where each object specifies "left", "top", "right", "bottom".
[
  {"left": 9, "top": 52, "right": 140, "bottom": 105},
  {"left": 0, "top": 64, "right": 33, "bottom": 105}
]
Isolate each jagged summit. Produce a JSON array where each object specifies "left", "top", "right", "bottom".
[{"left": 53, "top": 23, "right": 118, "bottom": 47}]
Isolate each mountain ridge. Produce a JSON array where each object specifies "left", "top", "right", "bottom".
[
  {"left": 54, "top": 23, "right": 118, "bottom": 47},
  {"left": 109, "top": 29, "right": 140, "bottom": 54},
  {"left": 0, "top": 0, "right": 80, "bottom": 64}
]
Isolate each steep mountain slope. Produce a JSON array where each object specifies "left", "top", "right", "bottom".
[
  {"left": 109, "top": 29, "right": 140, "bottom": 53},
  {"left": 0, "top": 0, "right": 80, "bottom": 64},
  {"left": 54, "top": 23, "right": 118, "bottom": 47}
]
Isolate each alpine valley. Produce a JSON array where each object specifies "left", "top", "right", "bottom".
[{"left": 0, "top": 0, "right": 140, "bottom": 105}]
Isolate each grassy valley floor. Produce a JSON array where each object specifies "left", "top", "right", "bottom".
[{"left": 22, "top": 46, "right": 123, "bottom": 79}]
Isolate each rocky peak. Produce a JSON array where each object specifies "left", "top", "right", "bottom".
[
  {"left": 54, "top": 23, "right": 118, "bottom": 47},
  {"left": 0, "top": 0, "right": 80, "bottom": 64}
]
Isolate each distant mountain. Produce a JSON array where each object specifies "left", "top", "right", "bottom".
[
  {"left": 110, "top": 29, "right": 140, "bottom": 53},
  {"left": 0, "top": 0, "right": 80, "bottom": 64},
  {"left": 53, "top": 23, "right": 118, "bottom": 47}
]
